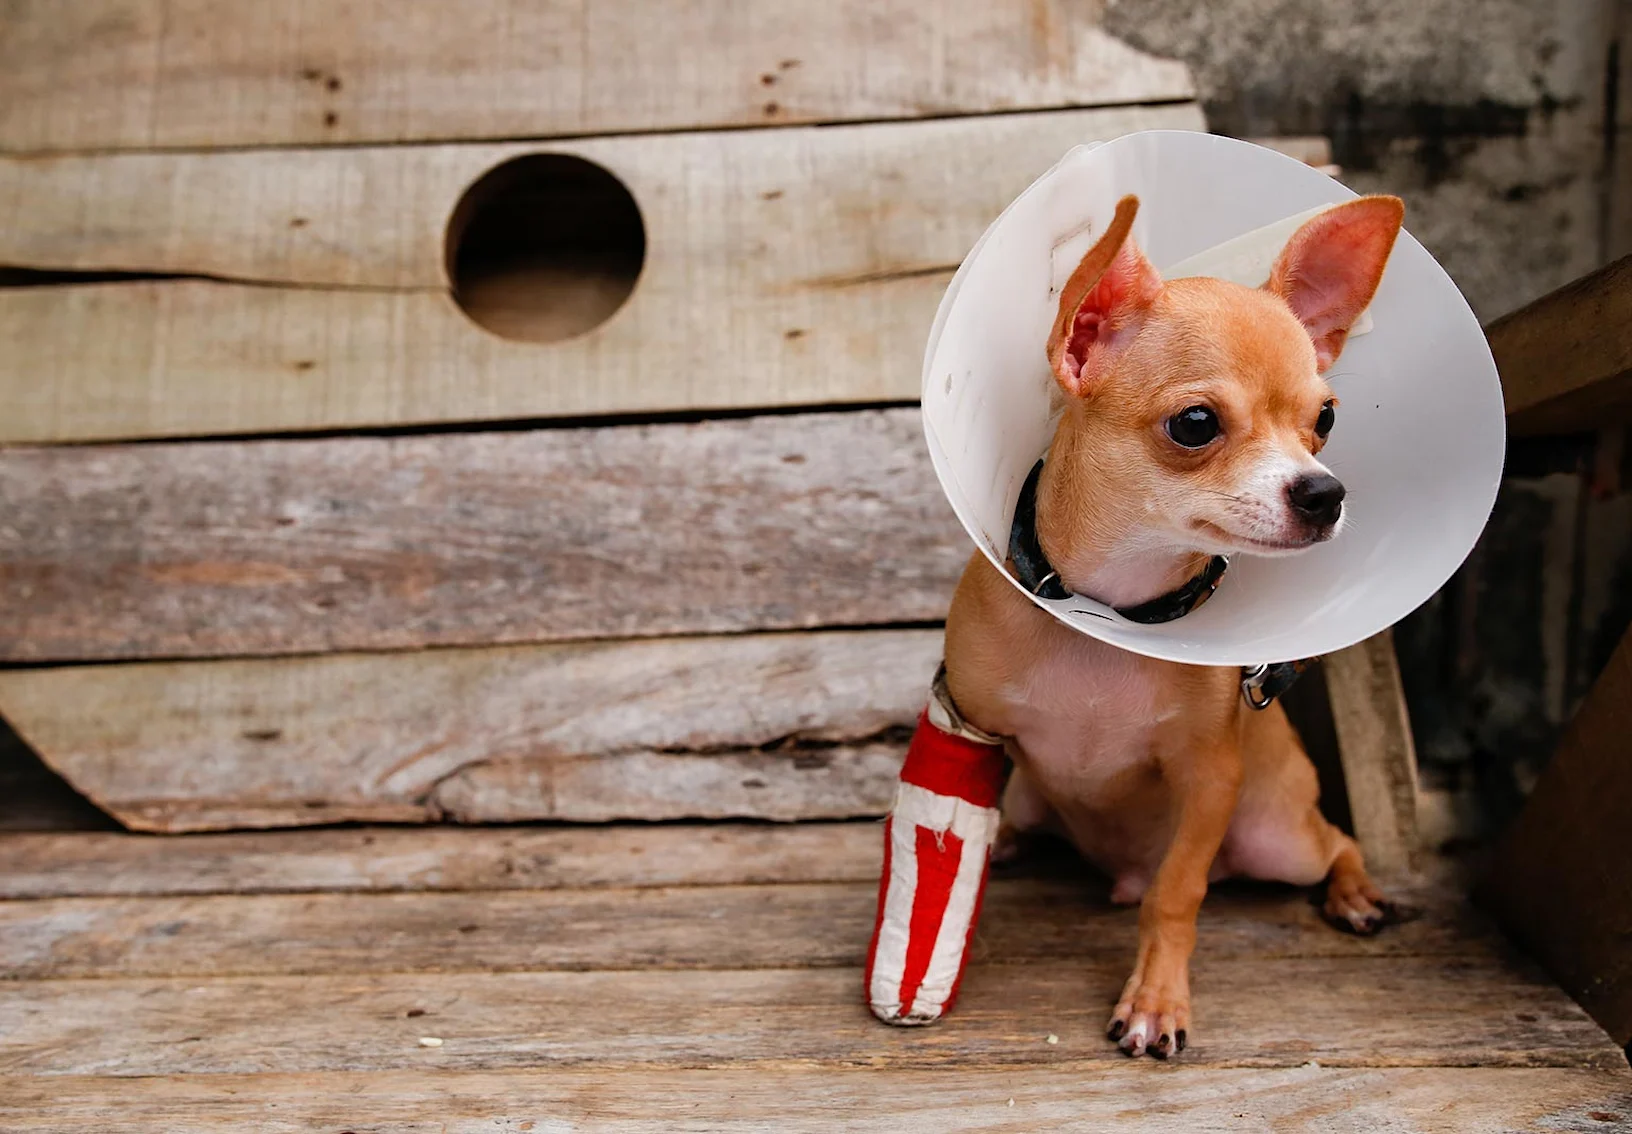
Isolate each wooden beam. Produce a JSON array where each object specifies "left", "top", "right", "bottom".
[
  {"left": 0, "top": 0, "right": 1193, "bottom": 153},
  {"left": 0, "top": 822, "right": 885, "bottom": 900},
  {"left": 0, "top": 958, "right": 1615, "bottom": 1075},
  {"left": 0, "top": 629, "right": 940, "bottom": 832},
  {"left": 1480, "top": 624, "right": 1632, "bottom": 1046},
  {"left": 0, "top": 106, "right": 1202, "bottom": 443},
  {"left": 0, "top": 409, "right": 965, "bottom": 662},
  {"left": 1322, "top": 630, "right": 1421, "bottom": 877},
  {"left": 0, "top": 880, "right": 1484, "bottom": 983},
  {"left": 0, "top": 126, "right": 1329, "bottom": 290},
  {"left": 3, "top": 1067, "right": 1628, "bottom": 1134},
  {"left": 1489, "top": 254, "right": 1632, "bottom": 436}
]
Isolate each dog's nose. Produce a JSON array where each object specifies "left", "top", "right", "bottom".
[{"left": 1288, "top": 473, "right": 1346, "bottom": 526}]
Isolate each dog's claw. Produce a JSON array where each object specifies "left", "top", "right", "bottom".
[
  {"left": 1322, "top": 891, "right": 1424, "bottom": 936},
  {"left": 1109, "top": 979, "right": 1187, "bottom": 1060}
]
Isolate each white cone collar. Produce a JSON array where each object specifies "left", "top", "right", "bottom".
[{"left": 922, "top": 130, "right": 1505, "bottom": 666}]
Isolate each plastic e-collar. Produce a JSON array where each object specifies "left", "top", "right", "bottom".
[{"left": 921, "top": 130, "right": 1505, "bottom": 667}]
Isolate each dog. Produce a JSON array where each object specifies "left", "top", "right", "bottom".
[{"left": 940, "top": 192, "right": 1407, "bottom": 1059}]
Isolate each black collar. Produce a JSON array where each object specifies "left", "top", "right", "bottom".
[{"left": 1008, "top": 459, "right": 1229, "bottom": 626}]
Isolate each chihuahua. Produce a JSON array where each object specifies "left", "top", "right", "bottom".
[{"left": 941, "top": 192, "right": 1407, "bottom": 1059}]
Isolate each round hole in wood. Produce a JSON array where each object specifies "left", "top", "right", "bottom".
[{"left": 446, "top": 154, "right": 646, "bottom": 343}]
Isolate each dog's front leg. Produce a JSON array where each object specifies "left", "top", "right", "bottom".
[{"left": 1108, "top": 740, "right": 1242, "bottom": 1058}]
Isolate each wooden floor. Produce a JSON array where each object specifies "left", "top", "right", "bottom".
[{"left": 1, "top": 821, "right": 1628, "bottom": 1132}]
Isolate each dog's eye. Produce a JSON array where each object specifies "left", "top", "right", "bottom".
[
  {"left": 1315, "top": 399, "right": 1336, "bottom": 438},
  {"left": 1166, "top": 405, "right": 1220, "bottom": 448}
]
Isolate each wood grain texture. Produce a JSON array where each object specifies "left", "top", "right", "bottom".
[
  {"left": 0, "top": 0, "right": 1194, "bottom": 153},
  {"left": 0, "top": 629, "right": 942, "bottom": 832},
  {"left": 1324, "top": 631, "right": 1422, "bottom": 877},
  {"left": 0, "top": 957, "right": 1618, "bottom": 1076},
  {"left": 0, "top": 821, "right": 885, "bottom": 899},
  {"left": 0, "top": 409, "right": 965, "bottom": 662},
  {"left": 2, "top": 823, "right": 1625, "bottom": 1130},
  {"left": 1490, "top": 253, "right": 1632, "bottom": 435},
  {"left": 1481, "top": 625, "right": 1632, "bottom": 1046},
  {"left": 0, "top": 104, "right": 1203, "bottom": 443},
  {"left": 0, "top": 877, "right": 1491, "bottom": 982},
  {"left": 0, "top": 124, "right": 1315, "bottom": 291},
  {"left": 3, "top": 1067, "right": 1627, "bottom": 1134}
]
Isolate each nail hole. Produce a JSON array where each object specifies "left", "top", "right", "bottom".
[{"left": 446, "top": 153, "right": 646, "bottom": 344}]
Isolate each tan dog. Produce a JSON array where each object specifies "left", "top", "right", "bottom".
[{"left": 942, "top": 193, "right": 1407, "bottom": 1059}]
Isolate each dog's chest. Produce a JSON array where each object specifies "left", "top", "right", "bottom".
[{"left": 997, "top": 634, "right": 1177, "bottom": 797}]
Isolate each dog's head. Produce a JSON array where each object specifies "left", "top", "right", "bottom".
[{"left": 1045, "top": 194, "right": 1403, "bottom": 558}]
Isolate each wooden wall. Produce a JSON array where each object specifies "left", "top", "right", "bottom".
[{"left": 0, "top": 1, "right": 1217, "bottom": 831}]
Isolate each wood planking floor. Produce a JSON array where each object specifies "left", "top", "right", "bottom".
[{"left": 1, "top": 822, "right": 1628, "bottom": 1133}]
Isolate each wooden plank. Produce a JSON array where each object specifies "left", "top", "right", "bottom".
[
  {"left": 2, "top": 1067, "right": 1627, "bottom": 1134},
  {"left": 1323, "top": 630, "right": 1421, "bottom": 877},
  {"left": 0, "top": 629, "right": 940, "bottom": 832},
  {"left": 0, "top": 126, "right": 1316, "bottom": 293},
  {"left": 0, "top": 878, "right": 1491, "bottom": 983},
  {"left": 0, "top": 104, "right": 1203, "bottom": 444},
  {"left": 0, "top": 822, "right": 886, "bottom": 899},
  {"left": 0, "top": 957, "right": 1618, "bottom": 1076},
  {"left": 1480, "top": 625, "right": 1632, "bottom": 1046},
  {"left": 0, "top": 0, "right": 1194, "bottom": 153},
  {"left": 1490, "top": 254, "right": 1632, "bottom": 436},
  {"left": 0, "top": 409, "right": 965, "bottom": 662}
]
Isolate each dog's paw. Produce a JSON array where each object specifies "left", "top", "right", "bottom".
[
  {"left": 1106, "top": 970, "right": 1190, "bottom": 1059},
  {"left": 1321, "top": 878, "right": 1422, "bottom": 936}
]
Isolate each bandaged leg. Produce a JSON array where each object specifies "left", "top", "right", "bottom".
[{"left": 864, "top": 670, "right": 1007, "bottom": 1025}]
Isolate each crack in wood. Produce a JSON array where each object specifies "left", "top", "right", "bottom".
[
  {"left": 795, "top": 263, "right": 961, "bottom": 290},
  {"left": 0, "top": 264, "right": 440, "bottom": 295}
]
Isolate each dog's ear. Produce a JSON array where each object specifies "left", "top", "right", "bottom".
[
  {"left": 1047, "top": 195, "right": 1162, "bottom": 398},
  {"left": 1266, "top": 195, "right": 1404, "bottom": 372}
]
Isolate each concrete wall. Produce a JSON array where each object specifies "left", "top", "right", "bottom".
[{"left": 1104, "top": 0, "right": 1619, "bottom": 319}]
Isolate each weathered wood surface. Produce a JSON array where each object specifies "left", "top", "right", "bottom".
[
  {"left": 0, "top": 822, "right": 884, "bottom": 899},
  {"left": 0, "top": 124, "right": 1322, "bottom": 289},
  {"left": 1323, "top": 631, "right": 1422, "bottom": 876},
  {"left": 0, "top": 629, "right": 940, "bottom": 831},
  {"left": 4, "top": 1067, "right": 1628, "bottom": 1134},
  {"left": 0, "top": 957, "right": 1617, "bottom": 1076},
  {"left": 0, "top": 0, "right": 1193, "bottom": 153},
  {"left": 1481, "top": 625, "right": 1632, "bottom": 1046},
  {"left": 0, "top": 105, "right": 1203, "bottom": 444},
  {"left": 0, "top": 409, "right": 964, "bottom": 662},
  {"left": 1490, "top": 253, "right": 1632, "bottom": 436},
  {"left": 1, "top": 824, "right": 1625, "bottom": 1131},
  {"left": 0, "top": 877, "right": 1488, "bottom": 982}
]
